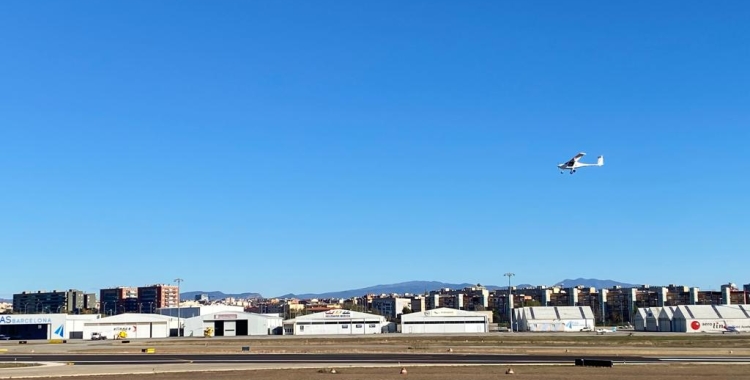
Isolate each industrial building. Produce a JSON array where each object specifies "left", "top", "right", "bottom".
[
  {"left": 0, "top": 314, "right": 69, "bottom": 340},
  {"left": 400, "top": 307, "right": 489, "bottom": 334},
  {"left": 657, "top": 306, "right": 679, "bottom": 332},
  {"left": 670, "top": 305, "right": 750, "bottom": 333},
  {"left": 634, "top": 307, "right": 667, "bottom": 331},
  {"left": 634, "top": 308, "right": 649, "bottom": 331},
  {"left": 184, "top": 311, "right": 283, "bottom": 337},
  {"left": 157, "top": 305, "right": 244, "bottom": 319},
  {"left": 65, "top": 314, "right": 102, "bottom": 339},
  {"left": 283, "top": 309, "right": 387, "bottom": 335},
  {"left": 80, "top": 313, "right": 179, "bottom": 339},
  {"left": 515, "top": 306, "right": 595, "bottom": 332}
]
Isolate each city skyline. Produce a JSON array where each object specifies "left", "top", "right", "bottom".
[
  {"left": 3, "top": 277, "right": 748, "bottom": 302},
  {"left": 2, "top": 2, "right": 748, "bottom": 297}
]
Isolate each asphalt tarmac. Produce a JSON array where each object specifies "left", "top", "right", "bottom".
[{"left": 6, "top": 353, "right": 747, "bottom": 365}]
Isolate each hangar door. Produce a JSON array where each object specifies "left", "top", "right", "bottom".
[
  {"left": 213, "top": 320, "right": 248, "bottom": 336},
  {"left": 0, "top": 323, "right": 49, "bottom": 340},
  {"left": 214, "top": 321, "right": 238, "bottom": 336}
]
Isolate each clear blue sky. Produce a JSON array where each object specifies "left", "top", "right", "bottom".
[{"left": 1, "top": 1, "right": 748, "bottom": 299}]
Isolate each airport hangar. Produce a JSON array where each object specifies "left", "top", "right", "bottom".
[
  {"left": 400, "top": 307, "right": 490, "bottom": 334},
  {"left": 653, "top": 304, "right": 750, "bottom": 333},
  {"left": 282, "top": 309, "right": 389, "bottom": 335},
  {"left": 0, "top": 314, "right": 69, "bottom": 340},
  {"left": 183, "top": 311, "right": 283, "bottom": 337},
  {"left": 1, "top": 307, "right": 282, "bottom": 340},
  {"left": 634, "top": 306, "right": 679, "bottom": 332},
  {"left": 514, "top": 306, "right": 595, "bottom": 332}
]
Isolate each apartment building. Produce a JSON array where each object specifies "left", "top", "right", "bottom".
[
  {"left": 371, "top": 296, "right": 412, "bottom": 320},
  {"left": 99, "top": 287, "right": 139, "bottom": 315},
  {"left": 137, "top": 284, "right": 179, "bottom": 311},
  {"left": 13, "top": 289, "right": 96, "bottom": 314}
]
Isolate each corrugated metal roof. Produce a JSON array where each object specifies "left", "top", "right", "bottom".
[
  {"left": 522, "top": 306, "right": 594, "bottom": 320},
  {"left": 96, "top": 313, "right": 176, "bottom": 323},
  {"left": 673, "top": 305, "right": 750, "bottom": 320}
]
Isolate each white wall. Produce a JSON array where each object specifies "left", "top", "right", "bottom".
[
  {"left": 82, "top": 322, "right": 170, "bottom": 339},
  {"left": 294, "top": 321, "right": 383, "bottom": 335},
  {"left": 521, "top": 319, "right": 593, "bottom": 332},
  {"left": 184, "top": 313, "right": 283, "bottom": 337},
  {"left": 65, "top": 315, "right": 100, "bottom": 339},
  {"left": 676, "top": 318, "right": 750, "bottom": 333},
  {"left": 0, "top": 314, "right": 68, "bottom": 339},
  {"left": 158, "top": 305, "right": 244, "bottom": 318},
  {"left": 402, "top": 321, "right": 486, "bottom": 334}
]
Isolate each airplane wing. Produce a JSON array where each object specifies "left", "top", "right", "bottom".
[{"left": 565, "top": 152, "right": 586, "bottom": 166}]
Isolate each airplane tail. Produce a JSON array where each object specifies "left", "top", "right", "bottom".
[{"left": 597, "top": 156, "right": 604, "bottom": 166}]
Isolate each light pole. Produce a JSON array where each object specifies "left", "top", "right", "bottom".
[
  {"left": 504, "top": 272, "right": 515, "bottom": 332},
  {"left": 174, "top": 278, "right": 184, "bottom": 337}
]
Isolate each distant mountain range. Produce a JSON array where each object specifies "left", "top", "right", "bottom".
[
  {"left": 179, "top": 278, "right": 638, "bottom": 300},
  {"left": 554, "top": 278, "right": 637, "bottom": 289},
  {"left": 274, "top": 281, "right": 522, "bottom": 300},
  {"left": 180, "top": 291, "right": 262, "bottom": 301}
]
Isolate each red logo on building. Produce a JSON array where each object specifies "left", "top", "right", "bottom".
[{"left": 690, "top": 321, "right": 700, "bottom": 330}]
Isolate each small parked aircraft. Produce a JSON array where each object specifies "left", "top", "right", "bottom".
[
  {"left": 558, "top": 152, "right": 604, "bottom": 174},
  {"left": 595, "top": 327, "right": 617, "bottom": 335},
  {"left": 723, "top": 322, "right": 741, "bottom": 334}
]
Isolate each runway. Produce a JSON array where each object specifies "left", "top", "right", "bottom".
[{"left": 3, "top": 353, "right": 748, "bottom": 366}]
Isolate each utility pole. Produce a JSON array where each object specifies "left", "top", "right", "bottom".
[
  {"left": 504, "top": 272, "right": 515, "bottom": 332},
  {"left": 174, "top": 278, "right": 184, "bottom": 337}
]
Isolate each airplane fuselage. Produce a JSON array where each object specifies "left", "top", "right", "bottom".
[
  {"left": 557, "top": 155, "right": 603, "bottom": 174},
  {"left": 558, "top": 163, "right": 581, "bottom": 173}
]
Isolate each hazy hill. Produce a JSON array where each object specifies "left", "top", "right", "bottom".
[
  {"left": 554, "top": 278, "right": 637, "bottom": 289},
  {"left": 274, "top": 280, "right": 534, "bottom": 299},
  {"left": 180, "top": 291, "right": 262, "bottom": 301},
  {"left": 179, "top": 278, "right": 636, "bottom": 301}
]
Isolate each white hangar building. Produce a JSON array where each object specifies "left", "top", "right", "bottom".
[
  {"left": 283, "top": 309, "right": 387, "bottom": 335},
  {"left": 0, "top": 314, "right": 70, "bottom": 340},
  {"left": 184, "top": 311, "right": 283, "bottom": 337},
  {"left": 400, "top": 307, "right": 489, "bottom": 334},
  {"left": 634, "top": 308, "right": 651, "bottom": 331},
  {"left": 635, "top": 307, "right": 674, "bottom": 332},
  {"left": 657, "top": 306, "right": 679, "bottom": 332},
  {"left": 81, "top": 313, "right": 179, "bottom": 339},
  {"left": 516, "top": 306, "right": 595, "bottom": 332},
  {"left": 672, "top": 305, "right": 750, "bottom": 333},
  {"left": 157, "top": 305, "right": 244, "bottom": 318}
]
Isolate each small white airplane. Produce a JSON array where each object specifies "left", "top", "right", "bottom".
[
  {"left": 558, "top": 152, "right": 604, "bottom": 174},
  {"left": 722, "top": 322, "right": 741, "bottom": 334},
  {"left": 595, "top": 327, "right": 616, "bottom": 335}
]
